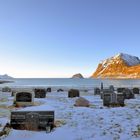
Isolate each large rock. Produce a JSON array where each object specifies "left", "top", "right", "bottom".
[
  {"left": 72, "top": 73, "right": 84, "bottom": 79},
  {"left": 74, "top": 97, "right": 90, "bottom": 107}
]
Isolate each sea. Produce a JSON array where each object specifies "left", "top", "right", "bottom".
[{"left": 1, "top": 78, "right": 140, "bottom": 90}]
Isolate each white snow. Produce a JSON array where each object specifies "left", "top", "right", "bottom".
[
  {"left": 0, "top": 74, "right": 13, "bottom": 79},
  {"left": 116, "top": 53, "right": 140, "bottom": 66},
  {"left": 101, "top": 53, "right": 140, "bottom": 68},
  {"left": 98, "top": 53, "right": 140, "bottom": 78},
  {"left": 17, "top": 103, "right": 54, "bottom": 111},
  {"left": 1, "top": 91, "right": 140, "bottom": 140}
]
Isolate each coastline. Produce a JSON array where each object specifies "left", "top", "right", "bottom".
[{"left": 0, "top": 80, "right": 14, "bottom": 84}]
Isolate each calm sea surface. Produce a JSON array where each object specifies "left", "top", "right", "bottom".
[{"left": 1, "top": 78, "right": 140, "bottom": 89}]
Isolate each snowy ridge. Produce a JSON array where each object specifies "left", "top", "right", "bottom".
[
  {"left": 115, "top": 53, "right": 140, "bottom": 66},
  {"left": 92, "top": 53, "right": 140, "bottom": 78},
  {"left": 0, "top": 74, "right": 13, "bottom": 79},
  {"left": 101, "top": 53, "right": 140, "bottom": 67}
]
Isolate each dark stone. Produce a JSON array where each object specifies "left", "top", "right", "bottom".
[
  {"left": 94, "top": 88, "right": 100, "bottom": 95},
  {"left": 109, "top": 85, "right": 115, "bottom": 92},
  {"left": 117, "top": 94, "right": 125, "bottom": 106},
  {"left": 34, "top": 89, "right": 46, "bottom": 98},
  {"left": 101, "top": 82, "right": 103, "bottom": 91},
  {"left": 122, "top": 88, "right": 135, "bottom": 99},
  {"left": 101, "top": 89, "right": 112, "bottom": 99},
  {"left": 2, "top": 87, "right": 11, "bottom": 92},
  {"left": 46, "top": 88, "right": 51, "bottom": 93},
  {"left": 10, "top": 111, "right": 54, "bottom": 132},
  {"left": 132, "top": 88, "right": 139, "bottom": 94},
  {"left": 16, "top": 92, "right": 32, "bottom": 102},
  {"left": 103, "top": 93, "right": 111, "bottom": 106},
  {"left": 68, "top": 89, "right": 80, "bottom": 98},
  {"left": 117, "top": 88, "right": 126, "bottom": 93},
  {"left": 57, "top": 89, "right": 64, "bottom": 92},
  {"left": 11, "top": 91, "right": 15, "bottom": 96},
  {"left": 11, "top": 90, "right": 17, "bottom": 96},
  {"left": 103, "top": 92, "right": 125, "bottom": 107}
]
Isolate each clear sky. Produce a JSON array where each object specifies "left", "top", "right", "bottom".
[{"left": 0, "top": 0, "right": 140, "bottom": 78}]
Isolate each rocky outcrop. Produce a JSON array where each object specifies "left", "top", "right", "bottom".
[{"left": 72, "top": 73, "right": 84, "bottom": 79}]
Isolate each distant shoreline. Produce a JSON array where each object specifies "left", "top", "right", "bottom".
[
  {"left": 11, "top": 77, "right": 140, "bottom": 80},
  {"left": 0, "top": 80, "right": 14, "bottom": 84}
]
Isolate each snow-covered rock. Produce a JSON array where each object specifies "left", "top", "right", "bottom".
[{"left": 114, "top": 53, "right": 140, "bottom": 66}]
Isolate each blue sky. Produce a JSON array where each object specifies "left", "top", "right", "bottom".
[{"left": 0, "top": 0, "right": 140, "bottom": 78}]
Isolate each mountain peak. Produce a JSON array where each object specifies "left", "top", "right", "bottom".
[
  {"left": 114, "top": 53, "right": 126, "bottom": 58},
  {"left": 92, "top": 53, "right": 140, "bottom": 79},
  {"left": 0, "top": 74, "right": 13, "bottom": 79},
  {"left": 115, "top": 53, "right": 140, "bottom": 66},
  {"left": 107, "top": 53, "right": 140, "bottom": 66}
]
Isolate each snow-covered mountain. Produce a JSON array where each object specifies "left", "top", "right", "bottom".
[
  {"left": 91, "top": 53, "right": 140, "bottom": 79},
  {"left": 115, "top": 53, "right": 140, "bottom": 66},
  {"left": 0, "top": 74, "right": 13, "bottom": 79}
]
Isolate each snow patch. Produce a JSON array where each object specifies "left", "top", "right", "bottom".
[
  {"left": 101, "top": 53, "right": 140, "bottom": 68},
  {"left": 115, "top": 53, "right": 140, "bottom": 66}
]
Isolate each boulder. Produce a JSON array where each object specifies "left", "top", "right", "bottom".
[{"left": 74, "top": 97, "right": 90, "bottom": 107}]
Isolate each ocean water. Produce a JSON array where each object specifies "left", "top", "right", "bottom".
[{"left": 1, "top": 78, "right": 140, "bottom": 89}]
